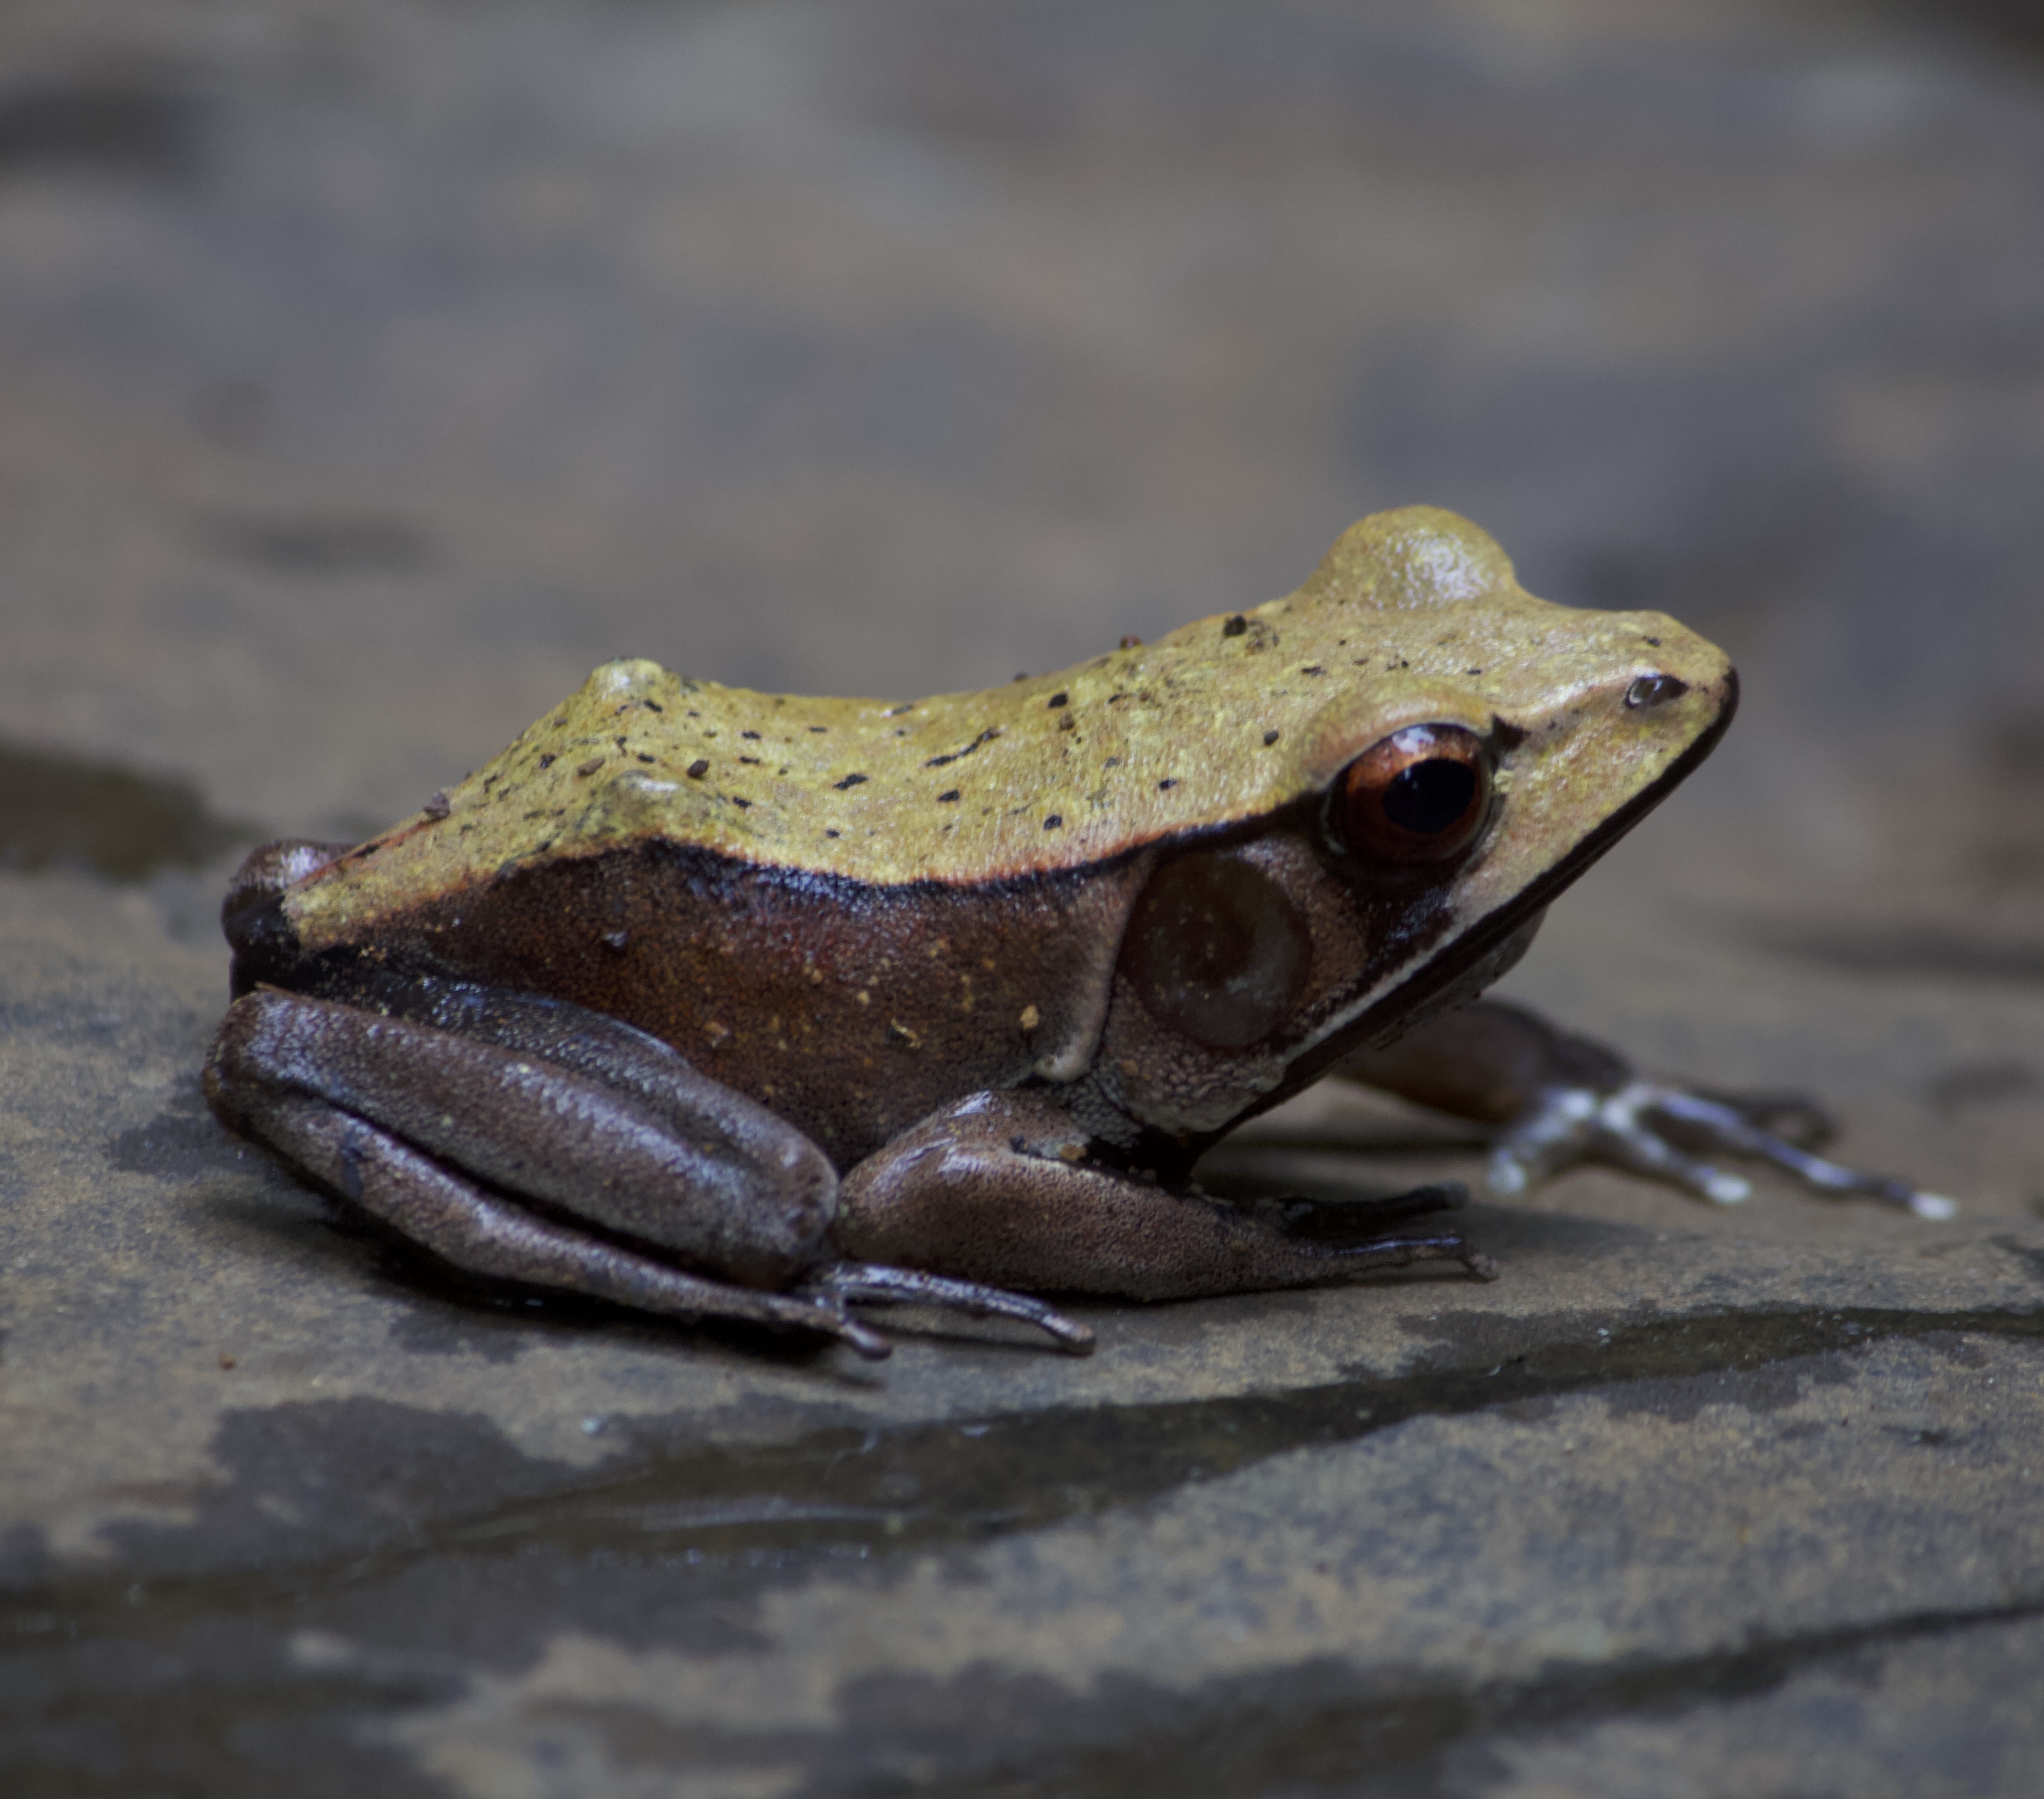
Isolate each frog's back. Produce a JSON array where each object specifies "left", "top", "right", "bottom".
[{"left": 282, "top": 505, "right": 1642, "bottom": 916}]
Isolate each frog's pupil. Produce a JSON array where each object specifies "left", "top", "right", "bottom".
[{"left": 1384, "top": 760, "right": 1476, "bottom": 834}]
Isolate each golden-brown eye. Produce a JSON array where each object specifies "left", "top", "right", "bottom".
[{"left": 1332, "top": 724, "right": 1491, "bottom": 866}]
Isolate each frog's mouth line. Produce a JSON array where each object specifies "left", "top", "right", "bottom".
[{"left": 1223, "top": 670, "right": 1740, "bottom": 1139}]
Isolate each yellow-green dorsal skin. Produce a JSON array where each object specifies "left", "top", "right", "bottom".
[{"left": 284, "top": 505, "right": 1731, "bottom": 953}]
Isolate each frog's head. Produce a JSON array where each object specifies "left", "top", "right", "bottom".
[{"left": 1094, "top": 505, "right": 1736, "bottom": 1142}]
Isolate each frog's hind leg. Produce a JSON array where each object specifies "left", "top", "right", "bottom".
[
  {"left": 211, "top": 1085, "right": 892, "bottom": 1357},
  {"left": 836, "top": 1090, "right": 1495, "bottom": 1304},
  {"left": 205, "top": 989, "right": 891, "bottom": 1357}
]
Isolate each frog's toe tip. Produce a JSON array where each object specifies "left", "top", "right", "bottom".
[
  {"left": 1909, "top": 1191, "right": 1959, "bottom": 1222},
  {"left": 1465, "top": 1250, "right": 1501, "bottom": 1282},
  {"left": 1485, "top": 1156, "right": 1530, "bottom": 1198},
  {"left": 838, "top": 1319, "right": 894, "bottom": 1360}
]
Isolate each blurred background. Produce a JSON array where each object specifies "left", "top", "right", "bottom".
[{"left": 0, "top": 0, "right": 2039, "bottom": 956}]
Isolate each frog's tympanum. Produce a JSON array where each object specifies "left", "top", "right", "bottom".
[{"left": 206, "top": 507, "right": 1944, "bottom": 1358}]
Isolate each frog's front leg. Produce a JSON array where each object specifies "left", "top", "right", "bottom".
[
  {"left": 838, "top": 1089, "right": 1495, "bottom": 1300},
  {"left": 1337, "top": 998, "right": 1956, "bottom": 1219}
]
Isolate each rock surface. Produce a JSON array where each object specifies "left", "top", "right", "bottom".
[{"left": 2, "top": 1, "right": 2041, "bottom": 1794}]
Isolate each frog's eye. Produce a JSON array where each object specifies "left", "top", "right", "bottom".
[{"left": 1333, "top": 724, "right": 1491, "bottom": 866}]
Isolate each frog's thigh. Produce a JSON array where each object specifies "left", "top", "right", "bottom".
[
  {"left": 210, "top": 1083, "right": 886, "bottom": 1356},
  {"left": 836, "top": 1091, "right": 1487, "bottom": 1301},
  {"left": 205, "top": 989, "right": 832, "bottom": 1289}
]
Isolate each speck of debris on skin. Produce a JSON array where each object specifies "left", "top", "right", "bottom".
[
  {"left": 938, "top": 790, "right": 960, "bottom": 803},
  {"left": 1043, "top": 814, "right": 1063, "bottom": 829},
  {"left": 1301, "top": 665, "right": 1324, "bottom": 676},
  {"left": 825, "top": 829, "right": 841, "bottom": 839},
  {"left": 576, "top": 758, "right": 605, "bottom": 778},
  {"left": 1104, "top": 756, "right": 1121, "bottom": 768},
  {"left": 809, "top": 725, "right": 827, "bottom": 733},
  {"left": 424, "top": 790, "right": 452, "bottom": 819},
  {"left": 834, "top": 772, "right": 870, "bottom": 790},
  {"left": 1119, "top": 634, "right": 1142, "bottom": 649},
  {"left": 537, "top": 753, "right": 557, "bottom": 769},
  {"left": 1222, "top": 615, "right": 1247, "bottom": 637},
  {"left": 742, "top": 730, "right": 762, "bottom": 739},
  {"left": 740, "top": 756, "right": 762, "bottom": 766},
  {"left": 1047, "top": 692, "right": 1069, "bottom": 709},
  {"left": 731, "top": 797, "right": 752, "bottom": 809},
  {"left": 1466, "top": 667, "right": 1484, "bottom": 676},
  {"left": 1020, "top": 1004, "right": 1041, "bottom": 1031},
  {"left": 636, "top": 753, "right": 657, "bottom": 764},
  {"left": 1263, "top": 729, "right": 1280, "bottom": 746},
  {"left": 1158, "top": 778, "right": 1179, "bottom": 790},
  {"left": 686, "top": 759, "right": 710, "bottom": 779}
]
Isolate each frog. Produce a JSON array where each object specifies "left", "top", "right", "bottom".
[{"left": 204, "top": 505, "right": 1946, "bottom": 1361}]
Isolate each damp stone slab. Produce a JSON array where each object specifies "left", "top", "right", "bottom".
[{"left": 377, "top": 1331, "right": 2044, "bottom": 1798}]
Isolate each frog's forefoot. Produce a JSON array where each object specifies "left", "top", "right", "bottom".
[
  {"left": 799, "top": 1262, "right": 1097, "bottom": 1354},
  {"left": 1487, "top": 1079, "right": 1958, "bottom": 1220}
]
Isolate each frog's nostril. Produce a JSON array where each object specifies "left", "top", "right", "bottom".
[{"left": 1625, "top": 673, "right": 1688, "bottom": 710}]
